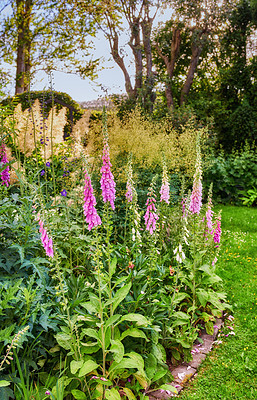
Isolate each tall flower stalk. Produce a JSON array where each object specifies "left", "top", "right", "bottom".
[
  {"left": 36, "top": 213, "right": 54, "bottom": 258},
  {"left": 0, "top": 142, "right": 10, "bottom": 187},
  {"left": 189, "top": 136, "right": 202, "bottom": 322},
  {"left": 124, "top": 155, "right": 141, "bottom": 246},
  {"left": 160, "top": 159, "right": 170, "bottom": 204},
  {"left": 100, "top": 108, "right": 116, "bottom": 326},
  {"left": 144, "top": 178, "right": 159, "bottom": 235},
  {"left": 189, "top": 137, "right": 202, "bottom": 215},
  {"left": 100, "top": 108, "right": 116, "bottom": 211},
  {"left": 83, "top": 169, "right": 102, "bottom": 231}
]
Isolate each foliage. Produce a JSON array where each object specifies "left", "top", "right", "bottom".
[
  {"left": 204, "top": 145, "right": 257, "bottom": 204},
  {"left": 1, "top": 90, "right": 84, "bottom": 139},
  {"left": 179, "top": 205, "right": 257, "bottom": 399},
  {"left": 0, "top": 103, "right": 229, "bottom": 399}
]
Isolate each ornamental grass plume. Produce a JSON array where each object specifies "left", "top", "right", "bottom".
[
  {"left": 0, "top": 142, "right": 10, "bottom": 187},
  {"left": 160, "top": 160, "right": 170, "bottom": 204},
  {"left": 100, "top": 109, "right": 116, "bottom": 210},
  {"left": 83, "top": 170, "right": 102, "bottom": 230},
  {"left": 144, "top": 179, "right": 159, "bottom": 235},
  {"left": 189, "top": 137, "right": 202, "bottom": 214},
  {"left": 36, "top": 213, "right": 54, "bottom": 258}
]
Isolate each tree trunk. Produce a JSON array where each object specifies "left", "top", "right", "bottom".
[
  {"left": 15, "top": 0, "right": 32, "bottom": 94},
  {"left": 154, "top": 27, "right": 181, "bottom": 109},
  {"left": 110, "top": 32, "right": 134, "bottom": 99},
  {"left": 180, "top": 43, "right": 202, "bottom": 106},
  {"left": 141, "top": 15, "right": 155, "bottom": 111},
  {"left": 128, "top": 17, "right": 143, "bottom": 97}
]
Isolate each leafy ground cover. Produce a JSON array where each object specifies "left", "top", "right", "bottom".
[{"left": 179, "top": 205, "right": 257, "bottom": 400}]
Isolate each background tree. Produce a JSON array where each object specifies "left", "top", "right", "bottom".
[
  {"left": 153, "top": 0, "right": 234, "bottom": 109},
  {"left": 0, "top": 0, "right": 104, "bottom": 94},
  {"left": 100, "top": 0, "right": 160, "bottom": 111}
]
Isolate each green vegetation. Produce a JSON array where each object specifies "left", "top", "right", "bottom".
[{"left": 180, "top": 205, "right": 257, "bottom": 399}]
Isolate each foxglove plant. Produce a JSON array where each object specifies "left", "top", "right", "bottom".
[
  {"left": 36, "top": 213, "right": 54, "bottom": 258},
  {"left": 144, "top": 179, "right": 159, "bottom": 235},
  {"left": 125, "top": 156, "right": 141, "bottom": 245},
  {"left": 83, "top": 170, "right": 102, "bottom": 231},
  {"left": 160, "top": 160, "right": 170, "bottom": 204},
  {"left": 189, "top": 139, "right": 202, "bottom": 215},
  {"left": 0, "top": 142, "right": 10, "bottom": 187},
  {"left": 213, "top": 213, "right": 222, "bottom": 245},
  {"left": 100, "top": 110, "right": 116, "bottom": 210}
]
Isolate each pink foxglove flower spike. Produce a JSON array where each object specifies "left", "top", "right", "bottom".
[
  {"left": 160, "top": 160, "right": 170, "bottom": 204},
  {"left": 144, "top": 179, "right": 159, "bottom": 235},
  {"left": 0, "top": 142, "right": 10, "bottom": 187},
  {"left": 100, "top": 112, "right": 116, "bottom": 210},
  {"left": 36, "top": 213, "right": 54, "bottom": 258},
  {"left": 189, "top": 138, "right": 202, "bottom": 214},
  {"left": 83, "top": 170, "right": 102, "bottom": 231}
]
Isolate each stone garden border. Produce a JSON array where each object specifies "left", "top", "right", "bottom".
[{"left": 149, "top": 318, "right": 223, "bottom": 399}]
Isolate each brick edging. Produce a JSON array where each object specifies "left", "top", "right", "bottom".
[{"left": 149, "top": 318, "right": 223, "bottom": 399}]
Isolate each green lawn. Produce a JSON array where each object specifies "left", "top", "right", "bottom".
[{"left": 179, "top": 206, "right": 257, "bottom": 400}]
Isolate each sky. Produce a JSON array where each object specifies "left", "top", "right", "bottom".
[
  {"left": 32, "top": 33, "right": 129, "bottom": 103},
  {"left": 30, "top": 8, "right": 173, "bottom": 103},
  {"left": 1, "top": 3, "right": 173, "bottom": 103}
]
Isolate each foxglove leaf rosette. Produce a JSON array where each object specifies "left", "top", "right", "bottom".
[
  {"left": 100, "top": 138, "right": 116, "bottom": 210},
  {"left": 83, "top": 171, "right": 102, "bottom": 231},
  {"left": 0, "top": 142, "right": 10, "bottom": 187},
  {"left": 189, "top": 141, "right": 202, "bottom": 214}
]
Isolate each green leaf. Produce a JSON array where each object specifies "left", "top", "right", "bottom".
[
  {"left": 120, "top": 328, "right": 148, "bottom": 342},
  {"left": 105, "top": 314, "right": 121, "bottom": 328},
  {"left": 205, "top": 321, "right": 214, "bottom": 335},
  {"left": 105, "top": 388, "right": 121, "bottom": 400},
  {"left": 120, "top": 313, "right": 149, "bottom": 327},
  {"left": 158, "top": 384, "right": 177, "bottom": 394},
  {"left": 0, "top": 381, "right": 10, "bottom": 387},
  {"left": 78, "top": 360, "right": 99, "bottom": 377},
  {"left": 145, "top": 354, "right": 157, "bottom": 379},
  {"left": 152, "top": 344, "right": 166, "bottom": 363},
  {"left": 126, "top": 352, "right": 144, "bottom": 372},
  {"left": 112, "top": 282, "right": 132, "bottom": 313},
  {"left": 133, "top": 372, "right": 149, "bottom": 389},
  {"left": 110, "top": 257, "right": 117, "bottom": 277},
  {"left": 70, "top": 360, "right": 84, "bottom": 375},
  {"left": 71, "top": 389, "right": 87, "bottom": 399},
  {"left": 110, "top": 339, "right": 124, "bottom": 363},
  {"left": 151, "top": 369, "right": 168, "bottom": 383},
  {"left": 55, "top": 333, "right": 72, "bottom": 350},
  {"left": 81, "top": 328, "right": 99, "bottom": 341},
  {"left": 122, "top": 388, "right": 136, "bottom": 400}
]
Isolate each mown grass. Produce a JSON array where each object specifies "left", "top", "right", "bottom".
[{"left": 179, "top": 205, "right": 257, "bottom": 400}]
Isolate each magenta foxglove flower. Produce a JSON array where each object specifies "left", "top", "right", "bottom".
[
  {"left": 144, "top": 183, "right": 159, "bottom": 235},
  {"left": 189, "top": 146, "right": 202, "bottom": 214},
  {"left": 206, "top": 204, "right": 213, "bottom": 231},
  {"left": 36, "top": 214, "right": 54, "bottom": 258},
  {"left": 160, "top": 162, "right": 170, "bottom": 204},
  {"left": 213, "top": 216, "right": 221, "bottom": 244},
  {"left": 100, "top": 138, "right": 116, "bottom": 210},
  {"left": 0, "top": 142, "right": 10, "bottom": 187},
  {"left": 83, "top": 171, "right": 102, "bottom": 231}
]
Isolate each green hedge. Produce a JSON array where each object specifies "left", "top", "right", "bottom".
[{"left": 1, "top": 90, "right": 84, "bottom": 138}]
